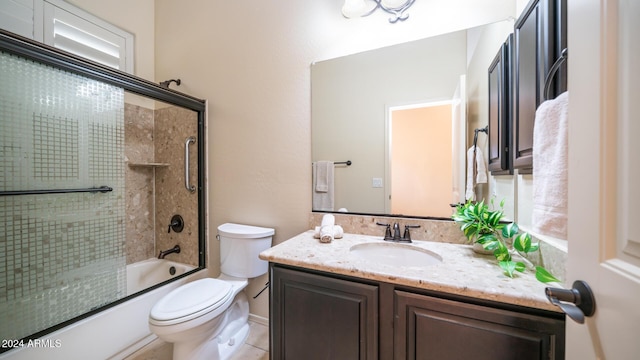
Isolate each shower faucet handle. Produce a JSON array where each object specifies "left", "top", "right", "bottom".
[{"left": 168, "top": 215, "right": 184, "bottom": 233}]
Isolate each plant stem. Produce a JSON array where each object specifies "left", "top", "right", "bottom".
[{"left": 510, "top": 249, "right": 535, "bottom": 268}]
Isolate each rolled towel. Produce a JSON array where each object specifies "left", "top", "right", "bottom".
[
  {"left": 320, "top": 225, "right": 334, "bottom": 243},
  {"left": 314, "top": 225, "right": 344, "bottom": 239},
  {"left": 321, "top": 214, "right": 335, "bottom": 227},
  {"left": 333, "top": 225, "right": 344, "bottom": 238}
]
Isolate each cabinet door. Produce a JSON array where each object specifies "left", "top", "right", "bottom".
[
  {"left": 394, "top": 290, "right": 564, "bottom": 360},
  {"left": 488, "top": 34, "right": 512, "bottom": 174},
  {"left": 270, "top": 265, "right": 378, "bottom": 360},
  {"left": 512, "top": 0, "right": 556, "bottom": 172}
]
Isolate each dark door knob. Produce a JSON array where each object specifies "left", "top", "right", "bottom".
[{"left": 545, "top": 280, "right": 596, "bottom": 324}]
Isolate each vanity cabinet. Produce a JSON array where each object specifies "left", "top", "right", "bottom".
[
  {"left": 394, "top": 290, "right": 564, "bottom": 360},
  {"left": 270, "top": 265, "right": 379, "bottom": 360},
  {"left": 270, "top": 264, "right": 565, "bottom": 360}
]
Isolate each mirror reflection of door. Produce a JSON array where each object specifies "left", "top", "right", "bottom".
[{"left": 388, "top": 103, "right": 454, "bottom": 217}]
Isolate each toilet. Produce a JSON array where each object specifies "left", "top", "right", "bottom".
[{"left": 148, "top": 223, "right": 274, "bottom": 360}]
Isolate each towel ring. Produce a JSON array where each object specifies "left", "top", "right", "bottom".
[{"left": 544, "top": 48, "right": 568, "bottom": 101}]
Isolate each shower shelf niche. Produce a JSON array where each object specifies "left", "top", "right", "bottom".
[{"left": 127, "top": 162, "right": 170, "bottom": 168}]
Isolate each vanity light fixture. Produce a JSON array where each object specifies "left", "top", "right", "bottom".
[{"left": 342, "top": 0, "right": 416, "bottom": 23}]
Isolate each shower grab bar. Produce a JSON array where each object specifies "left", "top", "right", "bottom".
[
  {"left": 185, "top": 136, "right": 196, "bottom": 192},
  {"left": 0, "top": 186, "right": 113, "bottom": 196}
]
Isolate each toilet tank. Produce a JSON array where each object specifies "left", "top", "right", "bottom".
[{"left": 217, "top": 223, "right": 274, "bottom": 278}]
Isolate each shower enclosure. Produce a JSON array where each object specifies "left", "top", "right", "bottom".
[{"left": 0, "top": 29, "right": 206, "bottom": 351}]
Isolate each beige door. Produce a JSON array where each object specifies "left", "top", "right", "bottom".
[
  {"left": 389, "top": 104, "right": 453, "bottom": 217},
  {"left": 567, "top": 0, "right": 640, "bottom": 358}
]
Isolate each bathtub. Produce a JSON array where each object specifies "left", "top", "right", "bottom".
[
  {"left": 127, "top": 258, "right": 196, "bottom": 296},
  {"left": 0, "top": 259, "right": 205, "bottom": 360}
]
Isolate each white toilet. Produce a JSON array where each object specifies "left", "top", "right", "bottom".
[{"left": 148, "top": 223, "right": 274, "bottom": 360}]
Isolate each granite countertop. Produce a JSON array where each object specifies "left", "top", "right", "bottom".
[{"left": 259, "top": 230, "right": 562, "bottom": 313}]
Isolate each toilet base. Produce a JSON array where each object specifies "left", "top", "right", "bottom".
[
  {"left": 217, "top": 322, "right": 250, "bottom": 360},
  {"left": 172, "top": 320, "right": 250, "bottom": 360},
  {"left": 170, "top": 291, "right": 250, "bottom": 360}
]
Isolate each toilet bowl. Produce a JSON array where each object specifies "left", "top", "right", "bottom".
[{"left": 148, "top": 223, "right": 274, "bottom": 360}]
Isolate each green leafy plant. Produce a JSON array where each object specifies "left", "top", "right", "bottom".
[{"left": 452, "top": 199, "right": 559, "bottom": 283}]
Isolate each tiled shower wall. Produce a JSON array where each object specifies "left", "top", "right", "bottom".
[
  {"left": 124, "top": 104, "right": 199, "bottom": 267},
  {"left": 0, "top": 51, "right": 126, "bottom": 341},
  {"left": 124, "top": 104, "right": 156, "bottom": 264},
  {"left": 154, "top": 106, "right": 199, "bottom": 267}
]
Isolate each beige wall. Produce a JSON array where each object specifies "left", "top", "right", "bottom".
[
  {"left": 76, "top": 0, "right": 521, "bottom": 319},
  {"left": 152, "top": 0, "right": 517, "bottom": 319}
]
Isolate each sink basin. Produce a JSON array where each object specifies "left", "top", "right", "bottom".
[{"left": 349, "top": 242, "right": 442, "bottom": 267}]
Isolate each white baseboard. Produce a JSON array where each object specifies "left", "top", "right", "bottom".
[{"left": 248, "top": 313, "right": 269, "bottom": 326}]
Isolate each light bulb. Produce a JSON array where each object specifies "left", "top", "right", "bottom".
[
  {"left": 381, "top": 0, "right": 408, "bottom": 8},
  {"left": 342, "top": 0, "right": 368, "bottom": 18}
]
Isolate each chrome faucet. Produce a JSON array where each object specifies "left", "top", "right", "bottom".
[
  {"left": 376, "top": 223, "right": 420, "bottom": 243},
  {"left": 158, "top": 245, "right": 181, "bottom": 259}
]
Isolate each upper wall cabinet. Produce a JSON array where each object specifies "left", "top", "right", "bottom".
[
  {"left": 488, "top": 34, "right": 513, "bottom": 175},
  {"left": 512, "top": 0, "right": 567, "bottom": 172}
]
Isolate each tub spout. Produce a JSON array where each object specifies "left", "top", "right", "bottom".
[{"left": 158, "top": 245, "right": 181, "bottom": 259}]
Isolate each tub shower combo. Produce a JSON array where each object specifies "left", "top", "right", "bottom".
[{"left": 0, "top": 29, "right": 206, "bottom": 357}]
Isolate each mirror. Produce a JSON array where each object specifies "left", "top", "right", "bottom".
[{"left": 311, "top": 20, "right": 514, "bottom": 218}]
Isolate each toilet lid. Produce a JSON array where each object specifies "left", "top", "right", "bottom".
[
  {"left": 150, "top": 278, "right": 232, "bottom": 322},
  {"left": 217, "top": 223, "right": 275, "bottom": 238}
]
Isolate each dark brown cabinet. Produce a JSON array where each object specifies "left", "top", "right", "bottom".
[
  {"left": 488, "top": 34, "right": 513, "bottom": 174},
  {"left": 394, "top": 290, "right": 565, "bottom": 360},
  {"left": 512, "top": 0, "right": 566, "bottom": 172},
  {"left": 270, "top": 264, "right": 565, "bottom": 360},
  {"left": 270, "top": 265, "right": 379, "bottom": 360}
]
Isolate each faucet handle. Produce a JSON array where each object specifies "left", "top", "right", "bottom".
[
  {"left": 403, "top": 225, "right": 421, "bottom": 241},
  {"left": 168, "top": 214, "right": 184, "bottom": 233},
  {"left": 376, "top": 222, "right": 393, "bottom": 240}
]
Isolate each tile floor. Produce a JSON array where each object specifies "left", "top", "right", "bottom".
[{"left": 126, "top": 320, "right": 269, "bottom": 360}]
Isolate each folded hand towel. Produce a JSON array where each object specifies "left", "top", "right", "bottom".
[
  {"left": 532, "top": 91, "right": 569, "bottom": 239},
  {"left": 315, "top": 161, "right": 333, "bottom": 192},
  {"left": 475, "top": 147, "right": 488, "bottom": 184},
  {"left": 312, "top": 162, "right": 334, "bottom": 211},
  {"left": 465, "top": 146, "right": 487, "bottom": 200}
]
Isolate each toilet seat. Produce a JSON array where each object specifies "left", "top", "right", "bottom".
[{"left": 150, "top": 278, "right": 233, "bottom": 326}]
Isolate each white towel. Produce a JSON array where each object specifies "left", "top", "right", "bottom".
[
  {"left": 320, "top": 214, "right": 334, "bottom": 227},
  {"left": 312, "top": 161, "right": 334, "bottom": 211},
  {"left": 319, "top": 214, "right": 335, "bottom": 243},
  {"left": 532, "top": 91, "right": 569, "bottom": 239},
  {"left": 465, "top": 146, "right": 488, "bottom": 200},
  {"left": 315, "top": 161, "right": 332, "bottom": 192},
  {"left": 314, "top": 225, "right": 344, "bottom": 239}
]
